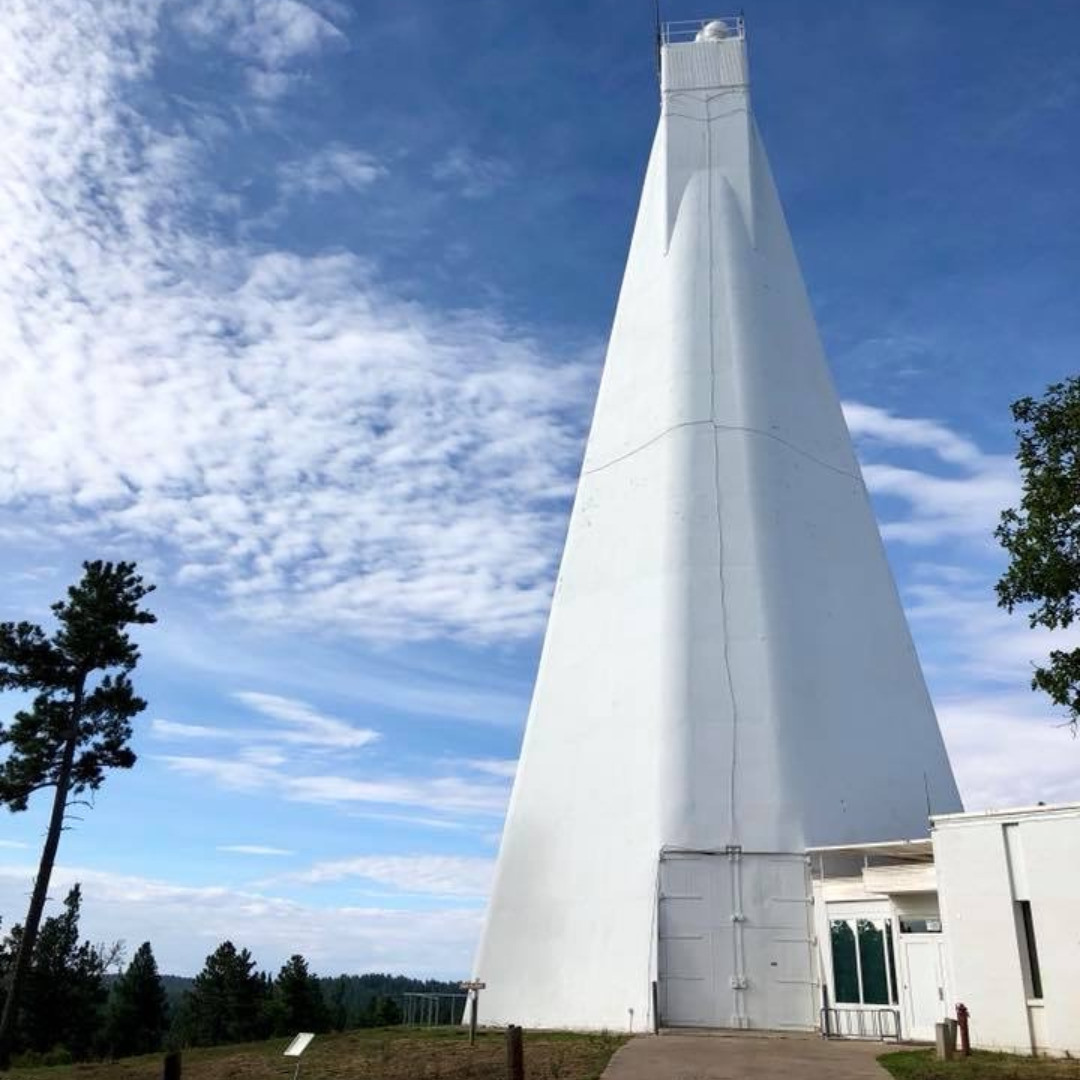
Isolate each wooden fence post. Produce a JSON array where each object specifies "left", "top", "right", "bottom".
[
  {"left": 162, "top": 1051, "right": 182, "bottom": 1080},
  {"left": 506, "top": 1024, "right": 524, "bottom": 1080}
]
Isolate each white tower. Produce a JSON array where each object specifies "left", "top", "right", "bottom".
[{"left": 474, "top": 17, "right": 960, "bottom": 1033}]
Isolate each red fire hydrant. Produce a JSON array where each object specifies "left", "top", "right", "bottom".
[{"left": 956, "top": 1003, "right": 971, "bottom": 1056}]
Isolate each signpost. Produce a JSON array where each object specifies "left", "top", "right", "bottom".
[
  {"left": 283, "top": 1033, "right": 315, "bottom": 1080},
  {"left": 459, "top": 980, "right": 486, "bottom": 1045}
]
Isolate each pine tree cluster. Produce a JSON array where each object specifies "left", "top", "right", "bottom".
[{"left": 0, "top": 886, "right": 461, "bottom": 1065}]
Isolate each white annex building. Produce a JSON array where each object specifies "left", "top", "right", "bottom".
[
  {"left": 814, "top": 802, "right": 1080, "bottom": 1057},
  {"left": 473, "top": 16, "right": 963, "bottom": 1035}
]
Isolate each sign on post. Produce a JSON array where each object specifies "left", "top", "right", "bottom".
[
  {"left": 459, "top": 980, "right": 487, "bottom": 1045},
  {"left": 283, "top": 1033, "right": 315, "bottom": 1080}
]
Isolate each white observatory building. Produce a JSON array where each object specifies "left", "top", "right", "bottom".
[{"left": 473, "top": 17, "right": 962, "bottom": 1034}]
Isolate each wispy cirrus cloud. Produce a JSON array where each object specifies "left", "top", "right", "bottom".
[
  {"left": 278, "top": 144, "right": 386, "bottom": 197},
  {"left": 180, "top": 0, "right": 346, "bottom": 65},
  {"left": 151, "top": 692, "right": 380, "bottom": 750},
  {"left": 0, "top": 0, "right": 593, "bottom": 644},
  {"left": 156, "top": 755, "right": 511, "bottom": 818},
  {"left": 458, "top": 758, "right": 518, "bottom": 780},
  {"left": 218, "top": 844, "right": 295, "bottom": 857},
  {"left": 843, "top": 401, "right": 1017, "bottom": 544},
  {"left": 433, "top": 146, "right": 514, "bottom": 199},
  {"left": 283, "top": 854, "right": 494, "bottom": 896},
  {"left": 234, "top": 692, "right": 381, "bottom": 749}
]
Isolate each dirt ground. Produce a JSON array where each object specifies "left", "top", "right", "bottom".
[{"left": 7, "top": 1027, "right": 627, "bottom": 1080}]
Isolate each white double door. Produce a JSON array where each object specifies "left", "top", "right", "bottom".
[
  {"left": 658, "top": 852, "right": 817, "bottom": 1031},
  {"left": 899, "top": 936, "right": 949, "bottom": 1041}
]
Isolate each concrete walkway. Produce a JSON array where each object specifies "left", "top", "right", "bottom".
[{"left": 601, "top": 1032, "right": 892, "bottom": 1080}]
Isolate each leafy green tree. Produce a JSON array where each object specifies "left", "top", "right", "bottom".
[
  {"left": 0, "top": 561, "right": 155, "bottom": 1065},
  {"left": 997, "top": 378, "right": 1080, "bottom": 728},
  {"left": 185, "top": 941, "right": 266, "bottom": 1047},
  {"left": 0, "top": 886, "right": 108, "bottom": 1060},
  {"left": 106, "top": 942, "right": 170, "bottom": 1057},
  {"left": 271, "top": 955, "right": 330, "bottom": 1036}
]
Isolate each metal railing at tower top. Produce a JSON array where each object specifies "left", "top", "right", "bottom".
[{"left": 661, "top": 17, "right": 746, "bottom": 45}]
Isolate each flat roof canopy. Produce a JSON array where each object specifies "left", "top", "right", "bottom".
[{"left": 806, "top": 838, "right": 933, "bottom": 862}]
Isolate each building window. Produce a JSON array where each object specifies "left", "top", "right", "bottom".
[
  {"left": 830, "top": 919, "right": 898, "bottom": 1006},
  {"left": 885, "top": 922, "right": 898, "bottom": 1004},
  {"left": 1017, "top": 900, "right": 1043, "bottom": 1000},
  {"left": 830, "top": 921, "right": 860, "bottom": 1003},
  {"left": 898, "top": 917, "right": 942, "bottom": 934}
]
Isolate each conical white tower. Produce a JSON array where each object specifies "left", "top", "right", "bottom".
[{"left": 474, "top": 17, "right": 960, "bottom": 1033}]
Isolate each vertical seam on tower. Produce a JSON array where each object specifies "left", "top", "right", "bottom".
[
  {"left": 705, "top": 91, "right": 744, "bottom": 1029},
  {"left": 704, "top": 96, "right": 740, "bottom": 850}
]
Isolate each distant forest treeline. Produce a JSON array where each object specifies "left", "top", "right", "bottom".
[
  {"left": 0, "top": 884, "right": 463, "bottom": 1067},
  {"left": 152, "top": 972, "right": 463, "bottom": 1022}
]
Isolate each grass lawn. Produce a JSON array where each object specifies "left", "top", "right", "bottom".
[
  {"left": 880, "top": 1049, "right": 1080, "bottom": 1080},
  {"left": 7, "top": 1027, "right": 627, "bottom": 1080}
]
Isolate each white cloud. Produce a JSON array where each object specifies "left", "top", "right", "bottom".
[
  {"left": 246, "top": 68, "right": 302, "bottom": 101},
  {"left": 433, "top": 146, "right": 514, "bottom": 199},
  {"left": 156, "top": 755, "right": 276, "bottom": 792},
  {"left": 0, "top": 841, "right": 28, "bottom": 850},
  {"left": 840, "top": 408, "right": 1080, "bottom": 810},
  {"left": 284, "top": 774, "right": 510, "bottom": 815},
  {"left": 233, "top": 692, "right": 381, "bottom": 749},
  {"left": 460, "top": 758, "right": 519, "bottom": 779},
  {"left": 286, "top": 854, "right": 494, "bottom": 896},
  {"left": 218, "top": 845, "right": 295, "bottom": 856},
  {"left": 0, "top": 864, "right": 479, "bottom": 977},
  {"left": 179, "top": 0, "right": 346, "bottom": 71},
  {"left": 938, "top": 694, "right": 1080, "bottom": 811},
  {"left": 153, "top": 719, "right": 234, "bottom": 741},
  {"left": 242, "top": 746, "right": 289, "bottom": 768},
  {"left": 842, "top": 401, "right": 1017, "bottom": 545},
  {"left": 904, "top": 574, "right": 1080, "bottom": 689},
  {"left": 278, "top": 144, "right": 385, "bottom": 196},
  {"left": 151, "top": 693, "right": 380, "bottom": 753},
  {"left": 155, "top": 754, "right": 510, "bottom": 817},
  {"left": 0, "top": 0, "right": 592, "bottom": 644},
  {"left": 843, "top": 402, "right": 985, "bottom": 467}
]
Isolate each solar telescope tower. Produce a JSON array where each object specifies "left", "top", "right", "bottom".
[{"left": 473, "top": 17, "right": 961, "bottom": 1033}]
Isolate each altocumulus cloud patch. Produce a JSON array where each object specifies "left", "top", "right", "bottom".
[{"left": 0, "top": 0, "right": 593, "bottom": 644}]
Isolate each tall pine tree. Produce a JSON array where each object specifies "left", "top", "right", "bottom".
[
  {"left": 106, "top": 942, "right": 170, "bottom": 1057},
  {"left": 0, "top": 561, "right": 155, "bottom": 1066},
  {"left": 272, "top": 955, "right": 329, "bottom": 1036},
  {"left": 184, "top": 942, "right": 266, "bottom": 1047}
]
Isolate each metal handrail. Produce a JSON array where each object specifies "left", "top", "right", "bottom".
[{"left": 661, "top": 17, "right": 746, "bottom": 45}]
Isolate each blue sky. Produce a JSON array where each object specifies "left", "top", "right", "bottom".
[{"left": 1, "top": 0, "right": 1078, "bottom": 978}]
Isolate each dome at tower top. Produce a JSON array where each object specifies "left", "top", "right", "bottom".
[{"left": 695, "top": 19, "right": 730, "bottom": 41}]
